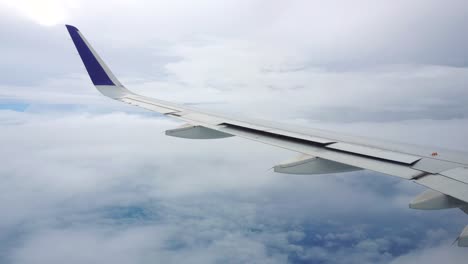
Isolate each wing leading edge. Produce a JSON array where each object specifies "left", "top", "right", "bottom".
[{"left": 65, "top": 25, "right": 468, "bottom": 247}]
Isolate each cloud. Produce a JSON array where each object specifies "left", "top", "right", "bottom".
[
  {"left": 0, "top": 1, "right": 467, "bottom": 123},
  {"left": 0, "top": 111, "right": 467, "bottom": 263},
  {"left": 390, "top": 241, "right": 468, "bottom": 264},
  {"left": 1, "top": 0, "right": 76, "bottom": 26},
  {"left": 3, "top": 0, "right": 468, "bottom": 65}
]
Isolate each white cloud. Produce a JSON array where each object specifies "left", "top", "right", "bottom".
[
  {"left": 0, "top": 111, "right": 466, "bottom": 263},
  {"left": 390, "top": 242, "right": 468, "bottom": 264},
  {"left": 0, "top": 0, "right": 77, "bottom": 26}
]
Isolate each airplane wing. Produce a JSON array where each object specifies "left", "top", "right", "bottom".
[{"left": 65, "top": 25, "right": 468, "bottom": 246}]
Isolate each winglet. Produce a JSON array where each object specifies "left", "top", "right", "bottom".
[{"left": 65, "top": 24, "right": 122, "bottom": 87}]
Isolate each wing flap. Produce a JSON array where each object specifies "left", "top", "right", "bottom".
[
  {"left": 326, "top": 142, "right": 421, "bottom": 165},
  {"left": 220, "top": 122, "right": 336, "bottom": 145},
  {"left": 218, "top": 124, "right": 424, "bottom": 179},
  {"left": 411, "top": 158, "right": 461, "bottom": 174}
]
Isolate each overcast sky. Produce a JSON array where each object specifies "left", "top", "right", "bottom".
[{"left": 0, "top": 0, "right": 468, "bottom": 263}]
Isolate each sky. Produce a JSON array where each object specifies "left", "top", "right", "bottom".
[{"left": 0, "top": 0, "right": 468, "bottom": 263}]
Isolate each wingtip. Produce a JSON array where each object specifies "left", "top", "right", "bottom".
[
  {"left": 65, "top": 24, "right": 79, "bottom": 32},
  {"left": 65, "top": 23, "right": 123, "bottom": 87}
]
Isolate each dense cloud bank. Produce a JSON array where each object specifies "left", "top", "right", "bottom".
[{"left": 0, "top": 112, "right": 466, "bottom": 263}]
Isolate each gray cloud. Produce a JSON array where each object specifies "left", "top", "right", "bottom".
[
  {"left": 2, "top": 1, "right": 468, "bottom": 121},
  {"left": 1, "top": 1, "right": 468, "bottom": 90}
]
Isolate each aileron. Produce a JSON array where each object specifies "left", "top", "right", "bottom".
[{"left": 415, "top": 174, "right": 468, "bottom": 203}]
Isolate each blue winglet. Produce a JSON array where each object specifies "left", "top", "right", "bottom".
[{"left": 66, "top": 25, "right": 115, "bottom": 86}]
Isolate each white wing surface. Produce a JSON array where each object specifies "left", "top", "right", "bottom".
[{"left": 65, "top": 25, "right": 468, "bottom": 247}]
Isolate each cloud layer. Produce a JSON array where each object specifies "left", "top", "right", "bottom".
[{"left": 0, "top": 111, "right": 467, "bottom": 263}]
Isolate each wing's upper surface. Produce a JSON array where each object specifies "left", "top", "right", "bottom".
[{"left": 65, "top": 25, "right": 468, "bottom": 247}]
